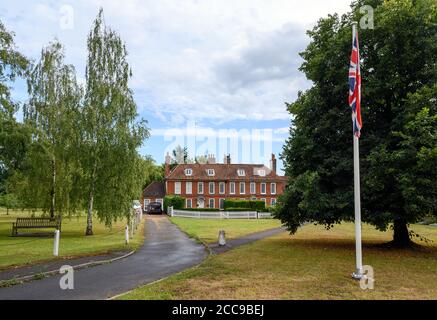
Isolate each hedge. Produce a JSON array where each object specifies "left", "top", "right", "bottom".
[
  {"left": 164, "top": 196, "right": 185, "bottom": 212},
  {"left": 224, "top": 199, "right": 266, "bottom": 211}
]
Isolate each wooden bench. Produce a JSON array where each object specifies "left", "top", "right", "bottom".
[{"left": 12, "top": 217, "right": 62, "bottom": 237}]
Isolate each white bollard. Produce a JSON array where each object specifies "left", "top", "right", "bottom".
[
  {"left": 125, "top": 225, "right": 130, "bottom": 245},
  {"left": 218, "top": 230, "right": 226, "bottom": 246},
  {"left": 53, "top": 230, "right": 60, "bottom": 256},
  {"left": 130, "top": 219, "right": 134, "bottom": 239}
]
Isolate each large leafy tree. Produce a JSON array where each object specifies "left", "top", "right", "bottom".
[
  {"left": 0, "top": 20, "right": 30, "bottom": 197},
  {"left": 276, "top": 0, "right": 436, "bottom": 247},
  {"left": 139, "top": 155, "right": 165, "bottom": 190},
  {"left": 20, "top": 41, "right": 82, "bottom": 217},
  {"left": 81, "top": 9, "right": 149, "bottom": 235}
]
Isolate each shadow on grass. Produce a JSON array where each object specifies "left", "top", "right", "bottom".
[{"left": 263, "top": 237, "right": 437, "bottom": 256}]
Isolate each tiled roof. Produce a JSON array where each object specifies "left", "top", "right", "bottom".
[
  {"left": 166, "top": 164, "right": 287, "bottom": 181},
  {"left": 143, "top": 181, "right": 166, "bottom": 198}
]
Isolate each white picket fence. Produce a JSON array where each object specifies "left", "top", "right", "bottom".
[{"left": 167, "top": 207, "right": 273, "bottom": 219}]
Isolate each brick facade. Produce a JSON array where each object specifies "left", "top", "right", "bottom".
[{"left": 161, "top": 154, "right": 288, "bottom": 210}]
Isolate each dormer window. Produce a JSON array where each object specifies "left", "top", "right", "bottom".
[
  {"left": 185, "top": 169, "right": 193, "bottom": 176},
  {"left": 207, "top": 169, "right": 215, "bottom": 176},
  {"left": 258, "top": 169, "right": 266, "bottom": 177},
  {"left": 237, "top": 169, "right": 246, "bottom": 177}
]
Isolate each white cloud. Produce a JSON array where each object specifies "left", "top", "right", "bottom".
[{"left": 1, "top": 0, "right": 352, "bottom": 123}]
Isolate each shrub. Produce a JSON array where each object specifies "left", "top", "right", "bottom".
[
  {"left": 225, "top": 208, "right": 253, "bottom": 212},
  {"left": 224, "top": 199, "right": 266, "bottom": 211},
  {"left": 164, "top": 196, "right": 185, "bottom": 212}
]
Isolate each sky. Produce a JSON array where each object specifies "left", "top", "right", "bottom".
[{"left": 1, "top": 0, "right": 353, "bottom": 172}]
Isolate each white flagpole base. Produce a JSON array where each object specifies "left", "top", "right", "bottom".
[{"left": 352, "top": 269, "right": 364, "bottom": 280}]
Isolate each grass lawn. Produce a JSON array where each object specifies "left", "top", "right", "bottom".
[
  {"left": 170, "top": 217, "right": 282, "bottom": 244},
  {"left": 0, "top": 208, "right": 145, "bottom": 270},
  {"left": 120, "top": 222, "right": 437, "bottom": 300}
]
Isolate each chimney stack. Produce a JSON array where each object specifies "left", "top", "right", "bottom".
[
  {"left": 223, "top": 154, "right": 231, "bottom": 164},
  {"left": 207, "top": 154, "right": 216, "bottom": 164},
  {"left": 270, "top": 154, "right": 277, "bottom": 174},
  {"left": 165, "top": 152, "right": 172, "bottom": 176}
]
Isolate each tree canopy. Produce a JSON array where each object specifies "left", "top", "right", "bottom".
[
  {"left": 276, "top": 0, "right": 437, "bottom": 247},
  {"left": 81, "top": 9, "right": 150, "bottom": 234}
]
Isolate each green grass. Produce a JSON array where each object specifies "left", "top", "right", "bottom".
[
  {"left": 0, "top": 208, "right": 145, "bottom": 270},
  {"left": 170, "top": 217, "right": 282, "bottom": 244},
  {"left": 119, "top": 222, "right": 437, "bottom": 300}
]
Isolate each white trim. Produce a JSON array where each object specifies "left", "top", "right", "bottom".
[
  {"left": 184, "top": 168, "right": 193, "bottom": 176},
  {"left": 156, "top": 199, "right": 163, "bottom": 205},
  {"left": 250, "top": 182, "right": 256, "bottom": 195},
  {"left": 229, "top": 182, "right": 236, "bottom": 195},
  {"left": 186, "top": 198, "right": 193, "bottom": 209},
  {"left": 271, "top": 183, "right": 277, "bottom": 195},
  {"left": 261, "top": 182, "right": 267, "bottom": 195},
  {"left": 239, "top": 182, "right": 246, "bottom": 195},
  {"left": 258, "top": 169, "right": 266, "bottom": 177},
  {"left": 219, "top": 182, "right": 226, "bottom": 195},
  {"left": 209, "top": 198, "right": 215, "bottom": 209},
  {"left": 186, "top": 182, "right": 193, "bottom": 195},
  {"left": 174, "top": 182, "right": 182, "bottom": 195},
  {"left": 209, "top": 182, "right": 215, "bottom": 195}
]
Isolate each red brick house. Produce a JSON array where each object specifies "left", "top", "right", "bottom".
[{"left": 142, "top": 154, "right": 287, "bottom": 211}]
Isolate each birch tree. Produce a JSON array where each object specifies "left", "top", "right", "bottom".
[
  {"left": 82, "top": 9, "right": 149, "bottom": 235},
  {"left": 23, "top": 41, "right": 82, "bottom": 217}
]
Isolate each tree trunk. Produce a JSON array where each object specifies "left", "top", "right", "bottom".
[
  {"left": 6, "top": 207, "right": 9, "bottom": 216},
  {"left": 86, "top": 191, "right": 94, "bottom": 236},
  {"left": 392, "top": 219, "right": 411, "bottom": 248},
  {"left": 50, "top": 158, "right": 56, "bottom": 219}
]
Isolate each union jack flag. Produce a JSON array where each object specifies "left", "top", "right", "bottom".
[{"left": 349, "top": 28, "right": 362, "bottom": 138}]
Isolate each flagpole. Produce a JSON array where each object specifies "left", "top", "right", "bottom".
[{"left": 351, "top": 22, "right": 363, "bottom": 280}]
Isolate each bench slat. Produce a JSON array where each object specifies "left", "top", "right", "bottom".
[{"left": 12, "top": 217, "right": 62, "bottom": 236}]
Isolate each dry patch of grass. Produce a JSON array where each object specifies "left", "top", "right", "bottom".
[{"left": 120, "top": 223, "right": 437, "bottom": 300}]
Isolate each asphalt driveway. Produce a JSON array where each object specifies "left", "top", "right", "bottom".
[{"left": 0, "top": 216, "right": 208, "bottom": 300}]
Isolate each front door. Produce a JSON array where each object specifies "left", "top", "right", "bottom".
[{"left": 197, "top": 197, "right": 205, "bottom": 209}]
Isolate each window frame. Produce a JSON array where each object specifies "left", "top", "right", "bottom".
[
  {"left": 219, "top": 182, "right": 226, "bottom": 195},
  {"left": 239, "top": 182, "right": 246, "bottom": 195},
  {"left": 174, "top": 182, "right": 182, "bottom": 195},
  {"left": 209, "top": 182, "right": 215, "bottom": 195},
  {"left": 144, "top": 199, "right": 151, "bottom": 208},
  {"left": 271, "top": 183, "right": 277, "bottom": 195},
  {"left": 186, "top": 182, "right": 193, "bottom": 195},
  {"left": 260, "top": 182, "right": 267, "bottom": 195},
  {"left": 229, "top": 182, "right": 236, "bottom": 195},
  {"left": 219, "top": 198, "right": 225, "bottom": 210},
  {"left": 209, "top": 198, "right": 215, "bottom": 209},
  {"left": 186, "top": 198, "right": 193, "bottom": 209},
  {"left": 250, "top": 182, "right": 256, "bottom": 195},
  {"left": 198, "top": 182, "right": 204, "bottom": 195}
]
